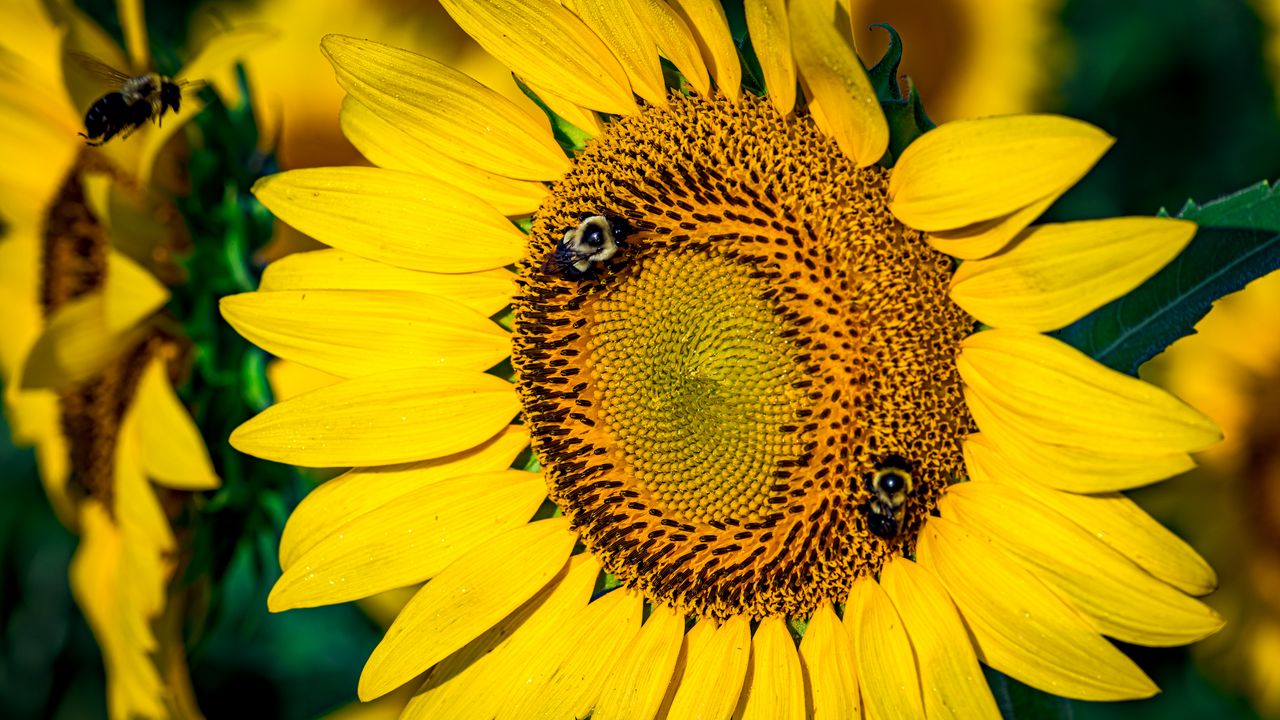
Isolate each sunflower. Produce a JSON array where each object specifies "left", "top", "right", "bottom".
[
  {"left": 1142, "top": 269, "right": 1280, "bottom": 717},
  {"left": 0, "top": 0, "right": 260, "bottom": 717},
  {"left": 224, "top": 1, "right": 1224, "bottom": 716}
]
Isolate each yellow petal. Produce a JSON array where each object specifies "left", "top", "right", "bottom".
[
  {"left": 964, "top": 433, "right": 1217, "bottom": 595},
  {"left": 322, "top": 34, "right": 568, "bottom": 180},
  {"left": 134, "top": 357, "right": 219, "bottom": 490},
  {"left": 594, "top": 603, "right": 687, "bottom": 720},
  {"left": 963, "top": 386, "right": 1198, "bottom": 492},
  {"left": 21, "top": 294, "right": 151, "bottom": 391},
  {"left": 668, "top": 0, "right": 741, "bottom": 99},
  {"left": 917, "top": 515, "right": 1158, "bottom": 701},
  {"left": 359, "top": 517, "right": 578, "bottom": 700},
  {"left": 270, "top": 470, "right": 547, "bottom": 610},
  {"left": 229, "top": 367, "right": 519, "bottom": 467},
  {"left": 847, "top": 578, "right": 924, "bottom": 720},
  {"left": 339, "top": 96, "right": 549, "bottom": 217},
  {"left": 738, "top": 616, "right": 805, "bottom": 720},
  {"left": 573, "top": 0, "right": 668, "bottom": 106},
  {"left": 252, "top": 167, "right": 527, "bottom": 273},
  {"left": 798, "top": 601, "right": 859, "bottom": 720},
  {"left": 745, "top": 0, "right": 795, "bottom": 115},
  {"left": 118, "top": 0, "right": 147, "bottom": 72},
  {"left": 951, "top": 218, "right": 1197, "bottom": 331},
  {"left": 667, "top": 615, "right": 752, "bottom": 720},
  {"left": 959, "top": 329, "right": 1221, "bottom": 454},
  {"left": 279, "top": 426, "right": 529, "bottom": 567},
  {"left": 260, "top": 249, "right": 516, "bottom": 318},
  {"left": 401, "top": 554, "right": 599, "bottom": 718},
  {"left": 267, "top": 360, "right": 341, "bottom": 402},
  {"left": 221, "top": 290, "right": 510, "bottom": 378},
  {"left": 789, "top": 0, "right": 888, "bottom": 167},
  {"left": 437, "top": 0, "right": 636, "bottom": 115},
  {"left": 505, "top": 589, "right": 645, "bottom": 719},
  {"left": 940, "top": 483, "right": 1223, "bottom": 646},
  {"left": 632, "top": 0, "right": 711, "bottom": 96},
  {"left": 889, "top": 115, "right": 1114, "bottom": 232},
  {"left": 925, "top": 192, "right": 1057, "bottom": 260},
  {"left": 105, "top": 250, "right": 170, "bottom": 334},
  {"left": 880, "top": 558, "right": 1002, "bottom": 720},
  {"left": 520, "top": 77, "right": 606, "bottom": 137}
]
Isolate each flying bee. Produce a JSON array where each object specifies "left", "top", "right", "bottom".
[
  {"left": 73, "top": 53, "right": 192, "bottom": 146},
  {"left": 861, "top": 455, "right": 915, "bottom": 539},
  {"left": 540, "top": 214, "right": 628, "bottom": 280}
]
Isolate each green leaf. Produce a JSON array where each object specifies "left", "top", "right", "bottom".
[
  {"left": 1054, "top": 180, "right": 1280, "bottom": 375},
  {"left": 983, "top": 667, "right": 1074, "bottom": 720},
  {"left": 867, "top": 24, "right": 905, "bottom": 101}
]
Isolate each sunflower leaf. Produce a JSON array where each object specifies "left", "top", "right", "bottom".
[
  {"left": 983, "top": 667, "right": 1074, "bottom": 720},
  {"left": 1053, "top": 180, "right": 1280, "bottom": 375},
  {"left": 867, "top": 23, "right": 905, "bottom": 101}
]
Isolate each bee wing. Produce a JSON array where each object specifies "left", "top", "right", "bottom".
[{"left": 68, "top": 52, "right": 135, "bottom": 85}]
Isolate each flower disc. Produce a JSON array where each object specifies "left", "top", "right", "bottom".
[{"left": 512, "top": 93, "right": 974, "bottom": 620}]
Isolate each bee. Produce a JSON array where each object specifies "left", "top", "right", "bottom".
[
  {"left": 540, "top": 214, "right": 627, "bottom": 280},
  {"left": 73, "top": 53, "right": 191, "bottom": 146},
  {"left": 861, "top": 455, "right": 914, "bottom": 539}
]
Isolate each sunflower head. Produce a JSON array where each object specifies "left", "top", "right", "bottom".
[{"left": 228, "top": 1, "right": 1225, "bottom": 715}]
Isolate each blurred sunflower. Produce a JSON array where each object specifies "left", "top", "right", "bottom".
[
  {"left": 0, "top": 0, "right": 262, "bottom": 717},
  {"left": 224, "top": 1, "right": 1224, "bottom": 716},
  {"left": 1143, "top": 269, "right": 1280, "bottom": 717}
]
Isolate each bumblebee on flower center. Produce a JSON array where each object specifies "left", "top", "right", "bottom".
[{"left": 512, "top": 92, "right": 973, "bottom": 620}]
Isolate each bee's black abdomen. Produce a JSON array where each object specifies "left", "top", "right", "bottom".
[
  {"left": 81, "top": 92, "right": 128, "bottom": 144},
  {"left": 866, "top": 512, "right": 899, "bottom": 539}
]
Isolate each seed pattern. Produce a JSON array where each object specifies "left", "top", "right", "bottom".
[{"left": 512, "top": 93, "right": 974, "bottom": 620}]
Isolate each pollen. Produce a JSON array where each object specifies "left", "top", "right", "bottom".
[{"left": 512, "top": 93, "right": 974, "bottom": 620}]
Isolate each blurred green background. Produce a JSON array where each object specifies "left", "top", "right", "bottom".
[{"left": 3, "top": 0, "right": 1280, "bottom": 718}]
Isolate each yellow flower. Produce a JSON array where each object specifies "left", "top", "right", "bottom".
[
  {"left": 225, "top": 1, "right": 1224, "bottom": 716},
  {"left": 1144, "top": 269, "right": 1280, "bottom": 717},
  {"left": 0, "top": 1, "right": 259, "bottom": 717}
]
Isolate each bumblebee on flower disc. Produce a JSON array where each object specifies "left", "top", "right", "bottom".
[
  {"left": 540, "top": 214, "right": 628, "bottom": 281},
  {"left": 73, "top": 53, "right": 192, "bottom": 146},
  {"left": 861, "top": 455, "right": 915, "bottom": 539}
]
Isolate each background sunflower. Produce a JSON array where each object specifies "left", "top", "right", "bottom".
[{"left": 1, "top": 0, "right": 1279, "bottom": 719}]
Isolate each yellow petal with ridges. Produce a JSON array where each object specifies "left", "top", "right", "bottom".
[
  {"left": 322, "top": 34, "right": 568, "bottom": 180},
  {"left": 951, "top": 218, "right": 1197, "bottom": 331},
  {"left": 880, "top": 558, "right": 1002, "bottom": 720},
  {"left": 917, "top": 516, "right": 1158, "bottom": 700},
  {"left": 745, "top": 0, "right": 795, "bottom": 115},
  {"left": 633, "top": 0, "right": 711, "bottom": 96},
  {"left": 221, "top": 290, "right": 509, "bottom": 378},
  {"left": 848, "top": 578, "right": 924, "bottom": 720},
  {"left": 358, "top": 517, "right": 578, "bottom": 700},
  {"left": 504, "top": 590, "right": 645, "bottom": 719},
  {"left": 338, "top": 96, "right": 548, "bottom": 217},
  {"left": 573, "top": 0, "right": 668, "bottom": 106},
  {"left": 798, "top": 601, "right": 859, "bottom": 720},
  {"left": 963, "top": 387, "right": 1197, "bottom": 492},
  {"left": 270, "top": 471, "right": 546, "bottom": 611},
  {"left": 279, "top": 426, "right": 528, "bottom": 567},
  {"left": 230, "top": 368, "right": 518, "bottom": 467},
  {"left": 964, "top": 433, "right": 1217, "bottom": 595},
  {"left": 667, "top": 615, "right": 752, "bottom": 720},
  {"left": 267, "top": 360, "right": 341, "bottom": 403},
  {"left": 940, "top": 483, "right": 1223, "bottom": 646},
  {"left": 960, "top": 329, "right": 1221, "bottom": 453},
  {"left": 889, "top": 115, "right": 1114, "bottom": 232},
  {"left": 401, "top": 554, "right": 598, "bottom": 719},
  {"left": 253, "top": 167, "right": 526, "bottom": 274},
  {"left": 594, "top": 604, "right": 687, "bottom": 720},
  {"left": 260, "top": 249, "right": 516, "bottom": 318},
  {"left": 668, "top": 0, "right": 741, "bottom": 100},
  {"left": 926, "top": 193, "right": 1057, "bottom": 261},
  {"left": 21, "top": 294, "right": 151, "bottom": 391},
  {"left": 521, "top": 77, "right": 606, "bottom": 137},
  {"left": 437, "top": 0, "right": 636, "bottom": 115},
  {"left": 134, "top": 357, "right": 219, "bottom": 490},
  {"left": 789, "top": 0, "right": 887, "bottom": 167},
  {"left": 738, "top": 615, "right": 805, "bottom": 720}
]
